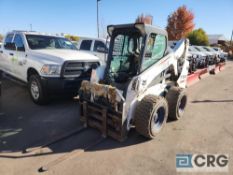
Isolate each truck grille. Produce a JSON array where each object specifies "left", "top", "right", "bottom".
[{"left": 62, "top": 61, "right": 99, "bottom": 78}]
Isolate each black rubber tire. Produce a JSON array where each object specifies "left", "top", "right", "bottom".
[
  {"left": 188, "top": 64, "right": 192, "bottom": 74},
  {"left": 0, "top": 70, "right": 2, "bottom": 96},
  {"left": 192, "top": 62, "right": 197, "bottom": 72},
  {"left": 28, "top": 75, "right": 48, "bottom": 105},
  {"left": 188, "top": 61, "right": 195, "bottom": 73},
  {"left": 135, "top": 95, "right": 168, "bottom": 139},
  {"left": 191, "top": 60, "right": 197, "bottom": 72},
  {"left": 0, "top": 70, "right": 2, "bottom": 79},
  {"left": 166, "top": 86, "right": 187, "bottom": 120},
  {"left": 205, "top": 58, "right": 209, "bottom": 68}
]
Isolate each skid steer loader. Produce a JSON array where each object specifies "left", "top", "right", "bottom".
[{"left": 79, "top": 23, "right": 189, "bottom": 141}]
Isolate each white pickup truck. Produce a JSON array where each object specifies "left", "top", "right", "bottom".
[
  {"left": 76, "top": 37, "right": 109, "bottom": 65},
  {"left": 0, "top": 31, "right": 100, "bottom": 104}
]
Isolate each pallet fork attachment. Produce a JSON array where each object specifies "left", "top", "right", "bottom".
[{"left": 80, "top": 101, "right": 127, "bottom": 142}]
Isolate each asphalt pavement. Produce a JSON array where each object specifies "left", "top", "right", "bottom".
[{"left": 0, "top": 61, "right": 233, "bottom": 175}]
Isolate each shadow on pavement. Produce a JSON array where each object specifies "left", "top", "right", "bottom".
[
  {"left": 0, "top": 78, "right": 148, "bottom": 160},
  {"left": 192, "top": 99, "right": 233, "bottom": 103}
]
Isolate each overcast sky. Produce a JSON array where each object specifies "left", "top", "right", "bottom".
[{"left": 0, "top": 0, "right": 232, "bottom": 39}]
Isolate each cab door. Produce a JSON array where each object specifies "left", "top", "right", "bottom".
[
  {"left": 0, "top": 33, "right": 14, "bottom": 74},
  {"left": 11, "top": 34, "right": 27, "bottom": 81},
  {"left": 93, "top": 40, "right": 108, "bottom": 65}
]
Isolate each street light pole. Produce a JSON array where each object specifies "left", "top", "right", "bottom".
[{"left": 97, "top": 0, "right": 100, "bottom": 38}]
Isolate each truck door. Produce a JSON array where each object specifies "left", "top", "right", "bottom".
[
  {"left": 93, "top": 40, "right": 108, "bottom": 65},
  {"left": 11, "top": 34, "right": 27, "bottom": 80},
  {"left": 0, "top": 33, "right": 15, "bottom": 74}
]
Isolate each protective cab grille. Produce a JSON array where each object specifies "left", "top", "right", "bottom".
[{"left": 62, "top": 61, "right": 99, "bottom": 78}]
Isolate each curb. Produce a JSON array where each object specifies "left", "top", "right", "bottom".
[{"left": 187, "top": 63, "right": 225, "bottom": 87}]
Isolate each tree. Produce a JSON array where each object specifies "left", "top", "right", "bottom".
[
  {"left": 0, "top": 34, "right": 3, "bottom": 42},
  {"left": 64, "top": 34, "right": 79, "bottom": 41},
  {"left": 166, "top": 5, "right": 195, "bottom": 40},
  {"left": 135, "top": 14, "right": 153, "bottom": 25},
  {"left": 188, "top": 28, "right": 209, "bottom": 46}
]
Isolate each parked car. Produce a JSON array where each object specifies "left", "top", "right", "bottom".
[
  {"left": 213, "top": 47, "right": 228, "bottom": 61},
  {"left": 169, "top": 42, "right": 210, "bottom": 71},
  {"left": 189, "top": 46, "right": 208, "bottom": 69},
  {"left": 187, "top": 52, "right": 197, "bottom": 73},
  {"left": 169, "top": 42, "right": 206, "bottom": 72},
  {"left": 76, "top": 37, "right": 109, "bottom": 65},
  {"left": 203, "top": 46, "right": 221, "bottom": 63},
  {"left": 0, "top": 31, "right": 100, "bottom": 104},
  {"left": 194, "top": 46, "right": 216, "bottom": 65}
]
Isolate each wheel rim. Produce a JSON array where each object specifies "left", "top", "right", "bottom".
[
  {"left": 151, "top": 107, "right": 166, "bottom": 133},
  {"left": 31, "top": 81, "right": 40, "bottom": 100},
  {"left": 178, "top": 95, "right": 187, "bottom": 117}
]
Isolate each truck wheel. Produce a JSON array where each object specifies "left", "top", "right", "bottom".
[
  {"left": 205, "top": 57, "right": 209, "bottom": 67},
  {"left": 166, "top": 87, "right": 187, "bottom": 120},
  {"left": 135, "top": 95, "right": 168, "bottom": 139},
  {"left": 192, "top": 61, "right": 197, "bottom": 72},
  {"left": 28, "top": 75, "right": 48, "bottom": 105},
  {"left": 188, "top": 61, "right": 194, "bottom": 73},
  {"left": 0, "top": 70, "right": 2, "bottom": 96}
]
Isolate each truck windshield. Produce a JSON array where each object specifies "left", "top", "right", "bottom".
[
  {"left": 26, "top": 35, "right": 77, "bottom": 50},
  {"left": 213, "top": 48, "right": 220, "bottom": 52},
  {"left": 195, "top": 47, "right": 206, "bottom": 52},
  {"left": 189, "top": 47, "right": 198, "bottom": 52},
  {"left": 204, "top": 47, "right": 212, "bottom": 52}
]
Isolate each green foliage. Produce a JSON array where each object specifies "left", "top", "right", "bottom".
[
  {"left": 64, "top": 34, "right": 79, "bottom": 41},
  {"left": 188, "top": 28, "right": 209, "bottom": 46}
]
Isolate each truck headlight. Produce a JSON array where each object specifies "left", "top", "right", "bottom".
[{"left": 41, "top": 65, "right": 61, "bottom": 76}]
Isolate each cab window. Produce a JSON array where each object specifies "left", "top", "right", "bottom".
[
  {"left": 93, "top": 40, "right": 107, "bottom": 53},
  {"left": 5, "top": 34, "right": 14, "bottom": 43},
  {"left": 141, "top": 34, "right": 166, "bottom": 71},
  {"left": 13, "top": 34, "right": 25, "bottom": 51},
  {"left": 4, "top": 34, "right": 14, "bottom": 50},
  {"left": 80, "top": 40, "right": 92, "bottom": 51},
  {"left": 109, "top": 33, "right": 143, "bottom": 76}
]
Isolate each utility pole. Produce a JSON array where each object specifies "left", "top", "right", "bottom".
[{"left": 97, "top": 0, "right": 100, "bottom": 38}]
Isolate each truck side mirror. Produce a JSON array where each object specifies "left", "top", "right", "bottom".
[
  {"left": 96, "top": 46, "right": 107, "bottom": 53},
  {"left": 4, "top": 43, "right": 16, "bottom": 50}
]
